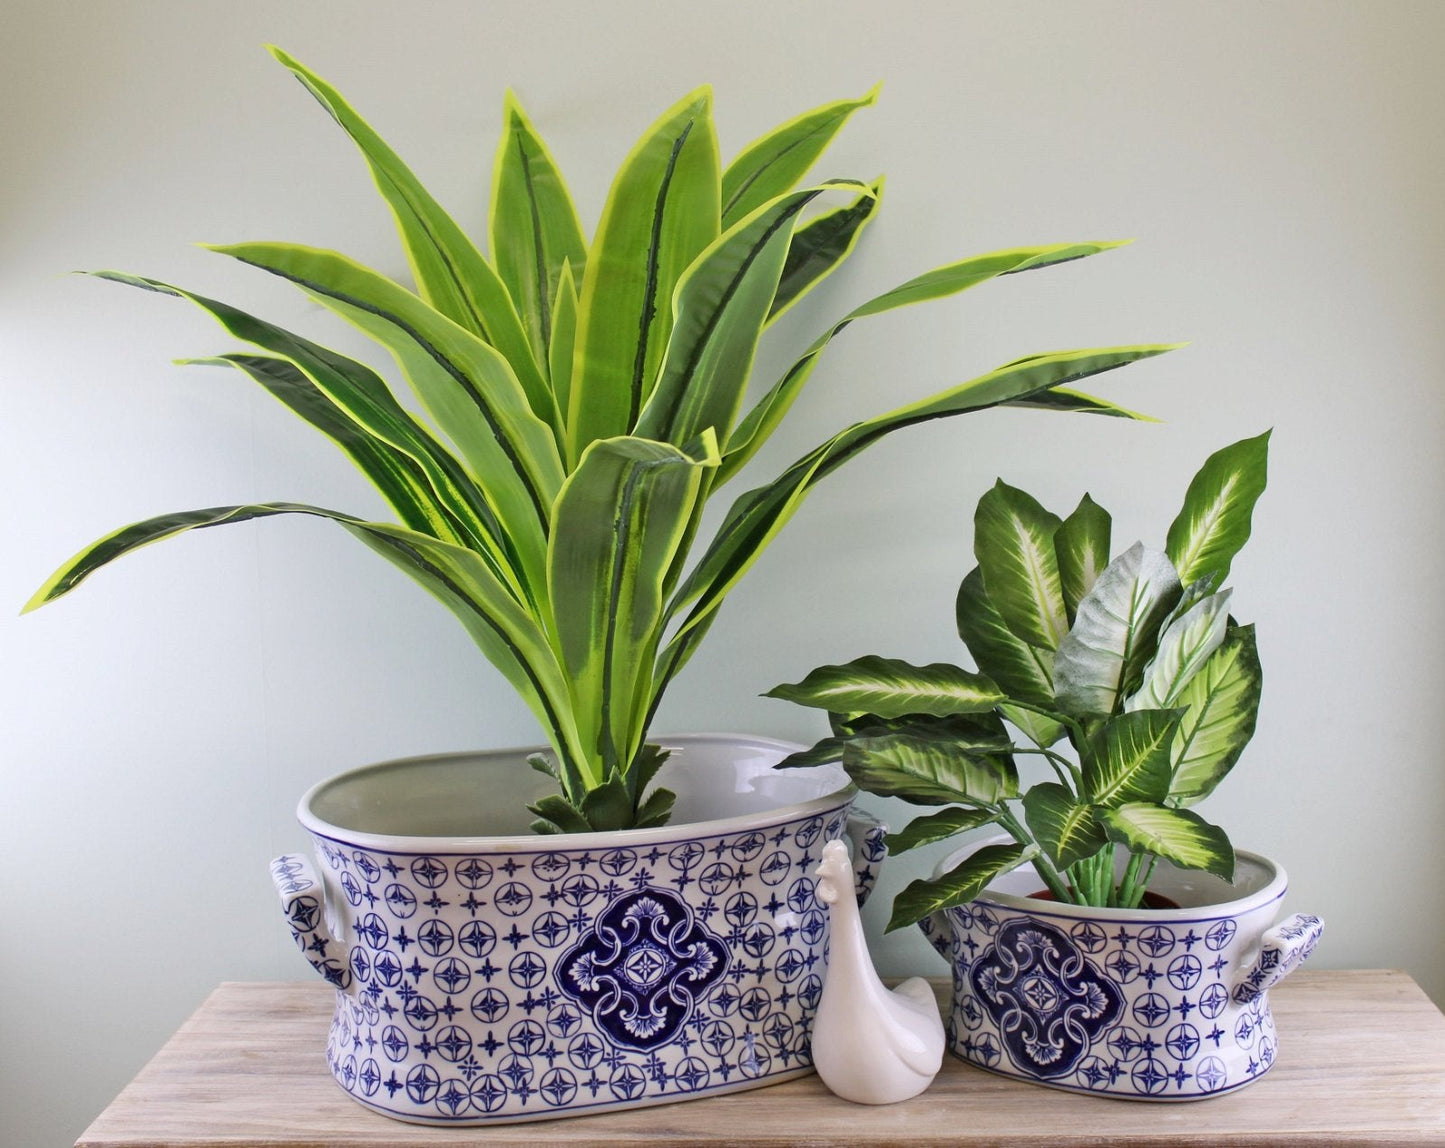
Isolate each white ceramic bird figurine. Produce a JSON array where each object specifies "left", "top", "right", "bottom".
[{"left": 810, "top": 837, "right": 945, "bottom": 1104}]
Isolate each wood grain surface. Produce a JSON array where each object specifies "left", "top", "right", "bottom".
[{"left": 76, "top": 970, "right": 1445, "bottom": 1147}]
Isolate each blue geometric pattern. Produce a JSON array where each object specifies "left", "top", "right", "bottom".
[
  {"left": 969, "top": 919, "right": 1124, "bottom": 1078},
  {"left": 274, "top": 794, "right": 868, "bottom": 1123},
  {"left": 925, "top": 889, "right": 1322, "bottom": 1100},
  {"left": 557, "top": 889, "right": 729, "bottom": 1050}
]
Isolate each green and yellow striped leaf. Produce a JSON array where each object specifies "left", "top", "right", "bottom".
[
  {"left": 547, "top": 433, "right": 719, "bottom": 782},
  {"left": 90, "top": 272, "right": 518, "bottom": 592},
  {"left": 1166, "top": 430, "right": 1270, "bottom": 587},
  {"left": 1055, "top": 493, "right": 1112, "bottom": 624},
  {"left": 974, "top": 481, "right": 1067, "bottom": 651},
  {"left": 657, "top": 345, "right": 1177, "bottom": 699},
  {"left": 1127, "top": 589, "right": 1233, "bottom": 712},
  {"left": 548, "top": 260, "right": 579, "bottom": 430},
  {"left": 1021, "top": 782, "right": 1108, "bottom": 869},
  {"left": 1099, "top": 802, "right": 1235, "bottom": 880},
  {"left": 885, "top": 806, "right": 1001, "bottom": 855},
  {"left": 1082, "top": 708, "right": 1182, "bottom": 807},
  {"left": 1054, "top": 543, "right": 1182, "bottom": 717},
  {"left": 1168, "top": 623, "right": 1262, "bottom": 804},
  {"left": 764, "top": 654, "right": 1003, "bottom": 718},
  {"left": 208, "top": 242, "right": 564, "bottom": 595},
  {"left": 720, "top": 84, "right": 878, "bottom": 227},
  {"left": 268, "top": 48, "right": 552, "bottom": 426},
  {"left": 489, "top": 91, "right": 589, "bottom": 369},
  {"left": 886, "top": 842, "right": 1033, "bottom": 933},
  {"left": 841, "top": 730, "right": 1019, "bottom": 808},
  {"left": 720, "top": 241, "right": 1135, "bottom": 485},
  {"left": 566, "top": 88, "right": 720, "bottom": 461},
  {"left": 955, "top": 567, "right": 1057, "bottom": 709},
  {"left": 767, "top": 177, "right": 883, "bottom": 324},
  {"left": 183, "top": 354, "right": 451, "bottom": 541},
  {"left": 636, "top": 184, "right": 866, "bottom": 450}
]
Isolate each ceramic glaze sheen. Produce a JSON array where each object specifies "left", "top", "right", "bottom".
[
  {"left": 270, "top": 734, "right": 886, "bottom": 1126},
  {"left": 921, "top": 836, "right": 1323, "bottom": 1101}
]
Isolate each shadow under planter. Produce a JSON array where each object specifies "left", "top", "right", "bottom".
[{"left": 270, "top": 733, "right": 885, "bottom": 1125}]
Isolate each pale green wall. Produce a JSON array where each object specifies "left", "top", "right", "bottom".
[{"left": 4, "top": 2, "right": 1443, "bottom": 1143}]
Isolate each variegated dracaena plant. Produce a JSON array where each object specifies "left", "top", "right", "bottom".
[
  {"left": 27, "top": 47, "right": 1178, "bottom": 833},
  {"left": 769, "top": 433, "right": 1269, "bottom": 926}
]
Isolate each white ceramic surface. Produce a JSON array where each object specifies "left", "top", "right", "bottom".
[
  {"left": 271, "top": 734, "right": 889, "bottom": 1125},
  {"left": 810, "top": 839, "right": 944, "bottom": 1105},
  {"left": 921, "top": 835, "right": 1322, "bottom": 1100}
]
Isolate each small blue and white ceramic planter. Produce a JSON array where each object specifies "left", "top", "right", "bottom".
[
  {"left": 921, "top": 835, "right": 1322, "bottom": 1101},
  {"left": 270, "top": 734, "right": 884, "bottom": 1125}
]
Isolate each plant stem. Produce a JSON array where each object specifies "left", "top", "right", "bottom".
[
  {"left": 1116, "top": 851, "right": 1147, "bottom": 909},
  {"left": 1010, "top": 746, "right": 1083, "bottom": 791},
  {"left": 996, "top": 807, "right": 1073, "bottom": 903}
]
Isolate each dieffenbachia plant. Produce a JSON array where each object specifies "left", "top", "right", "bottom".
[
  {"left": 26, "top": 47, "right": 1178, "bottom": 833},
  {"left": 769, "top": 433, "right": 1269, "bottom": 927}
]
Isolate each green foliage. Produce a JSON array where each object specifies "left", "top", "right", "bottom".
[
  {"left": 28, "top": 49, "right": 1176, "bottom": 831},
  {"left": 771, "top": 433, "right": 1269, "bottom": 922}
]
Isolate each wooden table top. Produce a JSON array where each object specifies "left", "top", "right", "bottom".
[{"left": 76, "top": 970, "right": 1445, "bottom": 1147}]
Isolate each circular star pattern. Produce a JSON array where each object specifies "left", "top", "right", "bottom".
[
  {"left": 936, "top": 890, "right": 1312, "bottom": 1100},
  {"left": 301, "top": 797, "right": 860, "bottom": 1121}
]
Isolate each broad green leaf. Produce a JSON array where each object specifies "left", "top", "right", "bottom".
[
  {"left": 91, "top": 272, "right": 517, "bottom": 593},
  {"left": 1082, "top": 708, "right": 1183, "bottom": 807},
  {"left": 767, "top": 178, "right": 883, "bottom": 325},
  {"left": 1166, "top": 430, "right": 1270, "bottom": 587},
  {"left": 765, "top": 655, "right": 1003, "bottom": 718},
  {"left": 636, "top": 184, "right": 864, "bottom": 450},
  {"left": 1054, "top": 543, "right": 1182, "bottom": 717},
  {"left": 974, "top": 481, "right": 1067, "bottom": 650},
  {"left": 548, "top": 260, "right": 579, "bottom": 428},
  {"left": 208, "top": 242, "right": 565, "bottom": 594},
  {"left": 547, "top": 433, "right": 719, "bottom": 781},
  {"left": 656, "top": 344, "right": 1177, "bottom": 698},
  {"left": 720, "top": 84, "right": 878, "bottom": 227},
  {"left": 1100, "top": 803, "right": 1235, "bottom": 881},
  {"left": 268, "top": 48, "right": 552, "bottom": 427},
  {"left": 1168, "top": 624, "right": 1262, "bottom": 804},
  {"left": 774, "top": 737, "right": 849, "bottom": 770},
  {"left": 955, "top": 567, "right": 1056, "bottom": 708},
  {"left": 1055, "top": 493, "right": 1111, "bottom": 624},
  {"left": 184, "top": 354, "right": 450, "bottom": 541},
  {"left": 1022, "top": 782, "right": 1108, "bottom": 869},
  {"left": 998, "top": 703, "right": 1066, "bottom": 749},
  {"left": 842, "top": 730, "right": 1018, "bottom": 807},
  {"left": 489, "top": 91, "right": 589, "bottom": 367},
  {"left": 1127, "top": 589, "right": 1233, "bottom": 712},
  {"left": 566, "top": 88, "right": 720, "bottom": 461},
  {"left": 719, "top": 241, "right": 1137, "bottom": 485},
  {"left": 886, "top": 842, "right": 1033, "bottom": 933},
  {"left": 886, "top": 806, "right": 1000, "bottom": 854}
]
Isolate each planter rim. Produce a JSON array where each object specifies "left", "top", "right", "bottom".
[
  {"left": 936, "top": 834, "right": 1288, "bottom": 922},
  {"left": 297, "top": 731, "right": 851, "bottom": 852}
]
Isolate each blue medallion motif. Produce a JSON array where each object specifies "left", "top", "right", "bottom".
[
  {"left": 556, "top": 888, "right": 730, "bottom": 1051},
  {"left": 970, "top": 917, "right": 1124, "bottom": 1078}
]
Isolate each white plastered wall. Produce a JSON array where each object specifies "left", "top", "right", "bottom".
[{"left": 3, "top": 2, "right": 1442, "bottom": 1143}]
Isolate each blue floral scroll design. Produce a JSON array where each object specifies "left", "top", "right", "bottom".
[
  {"left": 970, "top": 918, "right": 1124, "bottom": 1079},
  {"left": 556, "top": 889, "right": 730, "bottom": 1051}
]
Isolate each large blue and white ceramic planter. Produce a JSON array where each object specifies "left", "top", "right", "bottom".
[
  {"left": 269, "top": 734, "right": 884, "bottom": 1125},
  {"left": 921, "top": 835, "right": 1322, "bottom": 1102}
]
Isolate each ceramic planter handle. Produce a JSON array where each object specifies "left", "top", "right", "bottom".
[
  {"left": 844, "top": 808, "right": 888, "bottom": 906},
  {"left": 269, "top": 853, "right": 355, "bottom": 994},
  {"left": 1232, "top": 912, "right": 1325, "bottom": 1004}
]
